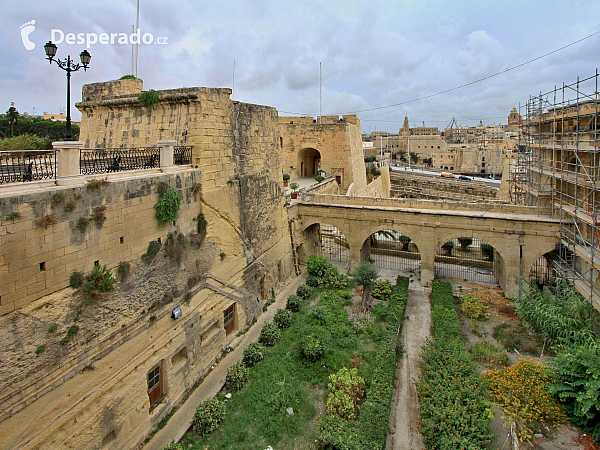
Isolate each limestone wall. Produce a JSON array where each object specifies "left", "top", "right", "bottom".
[
  {"left": 0, "top": 169, "right": 201, "bottom": 316},
  {"left": 278, "top": 115, "right": 367, "bottom": 192}
]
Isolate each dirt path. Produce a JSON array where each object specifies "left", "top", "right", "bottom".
[{"left": 386, "top": 287, "right": 431, "bottom": 450}]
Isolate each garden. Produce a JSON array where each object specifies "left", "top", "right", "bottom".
[
  {"left": 173, "top": 255, "right": 409, "bottom": 450},
  {"left": 419, "top": 279, "right": 600, "bottom": 449}
]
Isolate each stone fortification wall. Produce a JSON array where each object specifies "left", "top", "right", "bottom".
[
  {"left": 279, "top": 115, "right": 367, "bottom": 192},
  {"left": 0, "top": 169, "right": 200, "bottom": 316}
]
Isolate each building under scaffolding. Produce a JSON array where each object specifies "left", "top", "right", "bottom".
[{"left": 510, "top": 71, "right": 599, "bottom": 309}]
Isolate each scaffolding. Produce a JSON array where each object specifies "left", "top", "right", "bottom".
[{"left": 509, "top": 70, "right": 599, "bottom": 309}]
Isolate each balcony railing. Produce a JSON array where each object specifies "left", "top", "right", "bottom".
[
  {"left": 0, "top": 143, "right": 194, "bottom": 186},
  {"left": 80, "top": 147, "right": 159, "bottom": 175},
  {"left": 0, "top": 150, "right": 56, "bottom": 184}
]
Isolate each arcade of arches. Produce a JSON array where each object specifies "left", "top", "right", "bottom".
[{"left": 293, "top": 200, "right": 561, "bottom": 298}]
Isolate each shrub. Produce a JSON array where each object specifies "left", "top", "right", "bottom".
[
  {"left": 469, "top": 341, "right": 510, "bottom": 367},
  {"left": 485, "top": 359, "right": 567, "bottom": 442},
  {"left": 226, "top": 363, "right": 249, "bottom": 392},
  {"left": 117, "top": 261, "right": 130, "bottom": 282},
  {"left": 142, "top": 240, "right": 162, "bottom": 264},
  {"left": 91, "top": 205, "right": 107, "bottom": 225},
  {"left": 283, "top": 174, "right": 290, "bottom": 182},
  {"left": 35, "top": 345, "right": 46, "bottom": 355},
  {"left": 300, "top": 334, "right": 326, "bottom": 362},
  {"left": 371, "top": 280, "right": 392, "bottom": 301},
  {"left": 306, "top": 253, "right": 330, "bottom": 279},
  {"left": 315, "top": 175, "right": 325, "bottom": 182},
  {"left": 165, "top": 232, "right": 187, "bottom": 263},
  {"left": 286, "top": 295, "right": 302, "bottom": 312},
  {"left": 83, "top": 265, "right": 116, "bottom": 297},
  {"left": 461, "top": 294, "right": 489, "bottom": 320},
  {"left": 75, "top": 216, "right": 90, "bottom": 232},
  {"left": 69, "top": 271, "right": 84, "bottom": 289},
  {"left": 192, "top": 398, "right": 226, "bottom": 436},
  {"left": 326, "top": 367, "right": 365, "bottom": 420},
  {"left": 296, "top": 284, "right": 312, "bottom": 300},
  {"left": 196, "top": 212, "right": 208, "bottom": 233},
  {"left": 161, "top": 444, "right": 184, "bottom": 450},
  {"left": 310, "top": 304, "right": 329, "bottom": 325},
  {"left": 242, "top": 342, "right": 266, "bottom": 368},
  {"left": 306, "top": 274, "right": 320, "bottom": 287},
  {"left": 548, "top": 345, "right": 600, "bottom": 440},
  {"left": 37, "top": 213, "right": 58, "bottom": 229},
  {"left": 0, "top": 134, "right": 52, "bottom": 150},
  {"left": 273, "top": 309, "right": 292, "bottom": 328},
  {"left": 258, "top": 323, "right": 280, "bottom": 347},
  {"left": 138, "top": 89, "right": 161, "bottom": 111},
  {"left": 289, "top": 182, "right": 299, "bottom": 190},
  {"left": 154, "top": 188, "right": 180, "bottom": 226}
]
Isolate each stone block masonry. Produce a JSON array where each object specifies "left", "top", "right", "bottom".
[{"left": 0, "top": 169, "right": 201, "bottom": 315}]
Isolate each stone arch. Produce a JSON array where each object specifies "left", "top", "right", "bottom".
[
  {"left": 298, "top": 147, "right": 321, "bottom": 177},
  {"left": 301, "top": 216, "right": 351, "bottom": 239},
  {"left": 359, "top": 225, "right": 422, "bottom": 277},
  {"left": 435, "top": 230, "right": 507, "bottom": 265},
  {"left": 358, "top": 223, "right": 426, "bottom": 257},
  {"left": 300, "top": 220, "right": 350, "bottom": 268},
  {"left": 434, "top": 231, "right": 503, "bottom": 284}
]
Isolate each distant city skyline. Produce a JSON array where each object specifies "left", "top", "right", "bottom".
[{"left": 1, "top": 0, "right": 599, "bottom": 132}]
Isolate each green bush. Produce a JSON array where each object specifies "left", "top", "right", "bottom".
[
  {"left": 310, "top": 304, "right": 329, "bottom": 325},
  {"left": 461, "top": 294, "right": 489, "bottom": 320},
  {"left": 371, "top": 279, "right": 392, "bottom": 301},
  {"left": 296, "top": 284, "right": 312, "bottom": 300},
  {"left": 286, "top": 295, "right": 302, "bottom": 312},
  {"left": 470, "top": 341, "right": 510, "bottom": 367},
  {"left": 225, "top": 363, "right": 249, "bottom": 392},
  {"left": 138, "top": 89, "right": 161, "bottom": 111},
  {"left": 192, "top": 398, "right": 226, "bottom": 436},
  {"left": 300, "top": 334, "right": 326, "bottom": 362},
  {"left": 117, "top": 261, "right": 130, "bottom": 282},
  {"left": 69, "top": 271, "right": 84, "bottom": 289},
  {"left": 0, "top": 134, "right": 52, "bottom": 150},
  {"left": 154, "top": 188, "right": 180, "bottom": 226},
  {"left": 458, "top": 237, "right": 473, "bottom": 251},
  {"left": 273, "top": 309, "right": 292, "bottom": 328},
  {"left": 161, "top": 443, "right": 184, "bottom": 450},
  {"left": 441, "top": 241, "right": 454, "bottom": 256},
  {"left": 307, "top": 254, "right": 330, "bottom": 279},
  {"left": 196, "top": 212, "right": 208, "bottom": 233},
  {"left": 315, "top": 175, "right": 325, "bottom": 182},
  {"left": 142, "top": 240, "right": 162, "bottom": 264},
  {"left": 549, "top": 345, "right": 600, "bottom": 439},
  {"left": 242, "top": 342, "right": 266, "bottom": 368},
  {"left": 306, "top": 274, "right": 320, "bottom": 287},
  {"left": 83, "top": 265, "right": 116, "bottom": 297},
  {"left": 258, "top": 323, "right": 280, "bottom": 347}
]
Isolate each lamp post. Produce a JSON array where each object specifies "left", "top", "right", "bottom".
[{"left": 44, "top": 41, "right": 91, "bottom": 141}]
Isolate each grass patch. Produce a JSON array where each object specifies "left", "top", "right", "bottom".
[
  {"left": 493, "top": 322, "right": 546, "bottom": 356},
  {"left": 469, "top": 341, "right": 510, "bottom": 367},
  {"left": 179, "top": 278, "right": 408, "bottom": 449}
]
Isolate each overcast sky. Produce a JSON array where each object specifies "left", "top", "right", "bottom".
[{"left": 1, "top": 0, "right": 599, "bottom": 133}]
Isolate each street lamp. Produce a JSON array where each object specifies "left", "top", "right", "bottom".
[{"left": 44, "top": 41, "right": 91, "bottom": 141}]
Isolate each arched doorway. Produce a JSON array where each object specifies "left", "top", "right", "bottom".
[
  {"left": 302, "top": 223, "right": 349, "bottom": 270},
  {"left": 529, "top": 250, "right": 559, "bottom": 290},
  {"left": 362, "top": 229, "right": 421, "bottom": 277},
  {"left": 298, "top": 148, "right": 321, "bottom": 177},
  {"left": 435, "top": 237, "right": 498, "bottom": 284}
]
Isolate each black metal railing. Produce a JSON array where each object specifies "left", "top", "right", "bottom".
[
  {"left": 174, "top": 146, "right": 192, "bottom": 165},
  {"left": 0, "top": 150, "right": 56, "bottom": 184},
  {"left": 80, "top": 147, "right": 159, "bottom": 175}
]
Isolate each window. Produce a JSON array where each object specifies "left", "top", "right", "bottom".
[
  {"left": 39, "top": 262, "right": 46, "bottom": 271},
  {"left": 147, "top": 363, "right": 163, "bottom": 407},
  {"left": 120, "top": 236, "right": 124, "bottom": 244},
  {"left": 224, "top": 304, "right": 235, "bottom": 335},
  {"left": 94, "top": 260, "right": 99, "bottom": 266}
]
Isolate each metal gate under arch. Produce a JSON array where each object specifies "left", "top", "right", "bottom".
[
  {"left": 434, "top": 238, "right": 498, "bottom": 284},
  {"left": 367, "top": 230, "right": 421, "bottom": 275}
]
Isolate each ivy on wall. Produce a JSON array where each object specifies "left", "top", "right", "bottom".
[{"left": 154, "top": 187, "right": 181, "bottom": 226}]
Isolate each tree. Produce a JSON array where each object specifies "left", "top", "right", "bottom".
[
  {"left": 423, "top": 157, "right": 433, "bottom": 167},
  {"left": 458, "top": 237, "right": 473, "bottom": 251},
  {"left": 399, "top": 152, "right": 407, "bottom": 163},
  {"left": 7, "top": 103, "right": 18, "bottom": 137},
  {"left": 351, "top": 261, "right": 379, "bottom": 309},
  {"left": 410, "top": 153, "right": 420, "bottom": 164}
]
